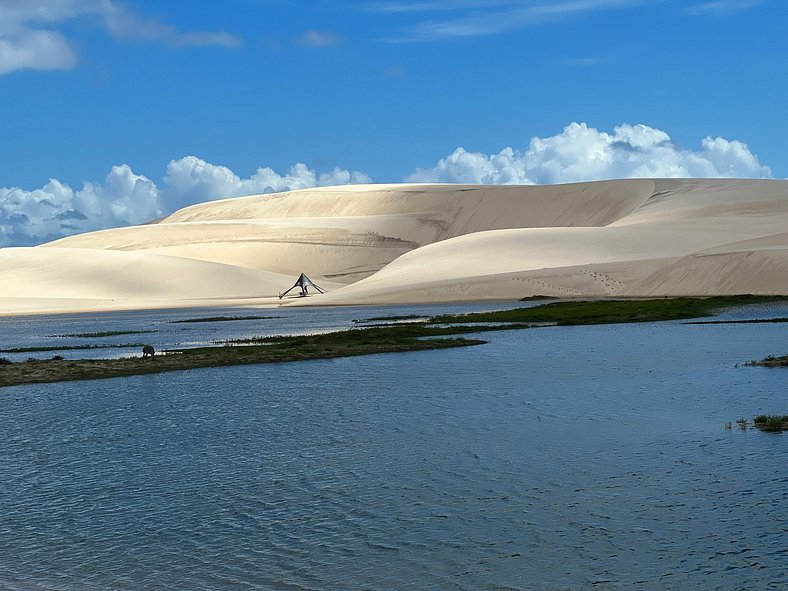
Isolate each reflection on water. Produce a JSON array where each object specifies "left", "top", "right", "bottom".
[{"left": 0, "top": 304, "right": 786, "bottom": 590}]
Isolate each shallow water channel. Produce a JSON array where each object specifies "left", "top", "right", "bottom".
[{"left": 0, "top": 302, "right": 786, "bottom": 590}]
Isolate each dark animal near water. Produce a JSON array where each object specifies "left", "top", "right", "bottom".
[{"left": 142, "top": 345, "right": 155, "bottom": 360}]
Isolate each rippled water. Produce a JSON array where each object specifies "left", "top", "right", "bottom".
[{"left": 0, "top": 304, "right": 786, "bottom": 590}]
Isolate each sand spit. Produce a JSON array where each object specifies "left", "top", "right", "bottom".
[{"left": 1, "top": 179, "right": 787, "bottom": 315}]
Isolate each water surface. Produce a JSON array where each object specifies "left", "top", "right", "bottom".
[{"left": 0, "top": 303, "right": 786, "bottom": 590}]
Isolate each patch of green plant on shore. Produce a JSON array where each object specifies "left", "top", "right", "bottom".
[
  {"left": 433, "top": 295, "right": 788, "bottom": 326},
  {"left": 519, "top": 295, "right": 554, "bottom": 301},
  {"left": 3, "top": 295, "right": 787, "bottom": 388},
  {"left": 0, "top": 324, "right": 485, "bottom": 388},
  {"left": 684, "top": 317, "right": 788, "bottom": 325},
  {"left": 51, "top": 330, "right": 156, "bottom": 338},
  {"left": 170, "top": 316, "right": 280, "bottom": 324}
]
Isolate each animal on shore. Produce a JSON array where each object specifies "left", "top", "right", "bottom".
[{"left": 142, "top": 345, "right": 155, "bottom": 360}]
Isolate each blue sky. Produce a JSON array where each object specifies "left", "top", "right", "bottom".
[{"left": 0, "top": 0, "right": 785, "bottom": 244}]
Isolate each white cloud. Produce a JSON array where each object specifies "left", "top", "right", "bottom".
[
  {"left": 162, "top": 157, "right": 371, "bottom": 210},
  {"left": 383, "top": 0, "right": 651, "bottom": 42},
  {"left": 0, "top": 28, "right": 77, "bottom": 75},
  {"left": 369, "top": 1, "right": 518, "bottom": 13},
  {"left": 0, "top": 165, "right": 162, "bottom": 246},
  {"left": 686, "top": 0, "right": 762, "bottom": 16},
  {"left": 0, "top": 158, "right": 371, "bottom": 246},
  {"left": 405, "top": 122, "right": 772, "bottom": 184},
  {"left": 101, "top": 2, "right": 242, "bottom": 48},
  {"left": 0, "top": 0, "right": 241, "bottom": 75}
]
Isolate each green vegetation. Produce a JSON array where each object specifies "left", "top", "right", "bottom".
[
  {"left": 2, "top": 295, "right": 787, "bottom": 388},
  {"left": 51, "top": 330, "right": 156, "bottom": 338},
  {"left": 170, "top": 315, "right": 279, "bottom": 324},
  {"left": 745, "top": 354, "right": 788, "bottom": 367},
  {"left": 0, "top": 325, "right": 484, "bottom": 388},
  {"left": 0, "top": 343, "right": 145, "bottom": 354},
  {"left": 519, "top": 295, "right": 554, "bottom": 301},
  {"left": 685, "top": 317, "right": 788, "bottom": 325},
  {"left": 753, "top": 415, "right": 788, "bottom": 432},
  {"left": 433, "top": 295, "right": 788, "bottom": 326},
  {"left": 353, "top": 314, "right": 426, "bottom": 324}
]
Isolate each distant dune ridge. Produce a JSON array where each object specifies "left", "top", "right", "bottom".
[{"left": 1, "top": 179, "right": 787, "bottom": 314}]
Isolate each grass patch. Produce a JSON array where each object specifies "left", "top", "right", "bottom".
[
  {"left": 753, "top": 415, "right": 788, "bottom": 432},
  {"left": 352, "top": 314, "right": 426, "bottom": 324},
  {"left": 51, "top": 330, "right": 156, "bottom": 338},
  {"left": 684, "top": 317, "right": 788, "bottom": 325},
  {"left": 0, "top": 325, "right": 484, "bottom": 388},
  {"left": 519, "top": 295, "right": 554, "bottom": 301},
  {"left": 170, "top": 316, "right": 280, "bottom": 324},
  {"left": 3, "top": 295, "right": 786, "bottom": 388},
  {"left": 745, "top": 354, "right": 788, "bottom": 367},
  {"left": 433, "top": 295, "right": 788, "bottom": 326}
]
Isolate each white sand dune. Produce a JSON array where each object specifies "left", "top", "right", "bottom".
[{"left": 1, "top": 179, "right": 786, "bottom": 315}]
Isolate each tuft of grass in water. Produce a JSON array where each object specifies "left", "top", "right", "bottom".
[
  {"left": 519, "top": 295, "right": 554, "bottom": 301},
  {"left": 51, "top": 330, "right": 156, "bottom": 338},
  {"left": 753, "top": 415, "right": 788, "bottom": 432},
  {"left": 170, "top": 316, "right": 280, "bottom": 324},
  {"left": 744, "top": 354, "right": 788, "bottom": 367}
]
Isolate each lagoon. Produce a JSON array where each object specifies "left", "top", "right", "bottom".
[{"left": 0, "top": 303, "right": 786, "bottom": 590}]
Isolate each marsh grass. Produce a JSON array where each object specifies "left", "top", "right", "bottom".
[
  {"left": 684, "top": 317, "right": 788, "bottom": 325},
  {"left": 0, "top": 325, "right": 484, "bottom": 388},
  {"left": 745, "top": 354, "right": 788, "bottom": 367},
  {"left": 434, "top": 295, "right": 788, "bottom": 326},
  {"left": 353, "top": 314, "right": 426, "bottom": 324},
  {"left": 753, "top": 415, "right": 788, "bottom": 432},
  {"left": 3, "top": 295, "right": 787, "bottom": 388},
  {"left": 170, "top": 316, "right": 280, "bottom": 324}
]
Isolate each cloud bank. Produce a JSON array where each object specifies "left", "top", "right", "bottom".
[
  {"left": 0, "top": 158, "right": 371, "bottom": 246},
  {"left": 0, "top": 123, "right": 774, "bottom": 246},
  {"left": 406, "top": 123, "right": 771, "bottom": 184}
]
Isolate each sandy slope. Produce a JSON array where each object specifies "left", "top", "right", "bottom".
[{"left": 1, "top": 179, "right": 786, "bottom": 315}]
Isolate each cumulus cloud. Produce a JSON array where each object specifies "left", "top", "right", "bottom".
[
  {"left": 162, "top": 156, "right": 371, "bottom": 210},
  {"left": 0, "top": 158, "right": 371, "bottom": 246},
  {"left": 0, "top": 164, "right": 161, "bottom": 246},
  {"left": 0, "top": 0, "right": 240, "bottom": 75},
  {"left": 406, "top": 122, "right": 772, "bottom": 184},
  {"left": 0, "top": 29, "right": 77, "bottom": 75}
]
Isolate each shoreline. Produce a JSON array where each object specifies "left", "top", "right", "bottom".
[
  {"left": 2, "top": 295, "right": 786, "bottom": 388},
  {"left": 3, "top": 292, "right": 788, "bottom": 320}
]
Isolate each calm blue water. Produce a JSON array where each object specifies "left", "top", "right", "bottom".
[{"left": 0, "top": 303, "right": 786, "bottom": 590}]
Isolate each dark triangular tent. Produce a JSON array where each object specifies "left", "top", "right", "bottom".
[{"left": 279, "top": 273, "right": 326, "bottom": 299}]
